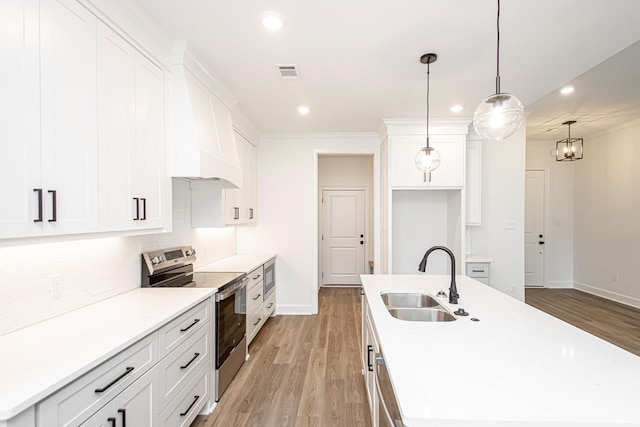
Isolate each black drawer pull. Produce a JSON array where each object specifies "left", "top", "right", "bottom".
[
  {"left": 108, "top": 417, "right": 116, "bottom": 427},
  {"left": 33, "top": 189, "right": 43, "bottom": 222},
  {"left": 471, "top": 269, "right": 484, "bottom": 273},
  {"left": 117, "top": 408, "right": 126, "bottom": 427},
  {"left": 253, "top": 318, "right": 261, "bottom": 326},
  {"left": 233, "top": 207, "right": 239, "bottom": 220},
  {"left": 267, "top": 303, "right": 273, "bottom": 309},
  {"left": 249, "top": 208, "right": 254, "bottom": 219},
  {"left": 95, "top": 366, "right": 134, "bottom": 393},
  {"left": 180, "top": 395, "right": 200, "bottom": 416},
  {"left": 252, "top": 274, "right": 261, "bottom": 280},
  {"left": 367, "top": 345, "right": 374, "bottom": 372},
  {"left": 133, "top": 197, "right": 139, "bottom": 220},
  {"left": 252, "top": 293, "right": 261, "bottom": 301},
  {"left": 48, "top": 190, "right": 57, "bottom": 222},
  {"left": 141, "top": 198, "right": 146, "bottom": 220},
  {"left": 180, "top": 352, "right": 200, "bottom": 370},
  {"left": 180, "top": 318, "right": 200, "bottom": 332}
]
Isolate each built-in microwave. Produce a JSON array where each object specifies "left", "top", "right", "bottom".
[{"left": 264, "top": 258, "right": 275, "bottom": 299}]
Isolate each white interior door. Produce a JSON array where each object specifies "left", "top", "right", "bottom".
[
  {"left": 322, "top": 190, "right": 365, "bottom": 285},
  {"left": 525, "top": 170, "right": 545, "bottom": 286}
]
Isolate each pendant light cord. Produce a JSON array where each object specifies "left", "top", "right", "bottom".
[
  {"left": 426, "top": 61, "right": 430, "bottom": 148},
  {"left": 496, "top": 0, "right": 501, "bottom": 94}
]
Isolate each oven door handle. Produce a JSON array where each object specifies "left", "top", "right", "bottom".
[{"left": 216, "top": 278, "right": 248, "bottom": 301}]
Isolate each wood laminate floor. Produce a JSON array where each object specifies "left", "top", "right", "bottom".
[
  {"left": 193, "top": 287, "right": 371, "bottom": 427},
  {"left": 525, "top": 288, "right": 640, "bottom": 356}
]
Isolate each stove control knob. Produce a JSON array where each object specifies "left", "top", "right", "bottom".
[
  {"left": 185, "top": 249, "right": 196, "bottom": 256},
  {"left": 151, "top": 256, "right": 163, "bottom": 265}
]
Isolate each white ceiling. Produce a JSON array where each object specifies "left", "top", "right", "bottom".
[{"left": 135, "top": 0, "right": 640, "bottom": 134}]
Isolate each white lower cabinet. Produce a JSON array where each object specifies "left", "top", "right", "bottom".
[
  {"left": 361, "top": 294, "right": 378, "bottom": 427},
  {"left": 35, "top": 299, "right": 213, "bottom": 427},
  {"left": 246, "top": 263, "right": 276, "bottom": 345}
]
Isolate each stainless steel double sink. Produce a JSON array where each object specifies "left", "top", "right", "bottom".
[{"left": 381, "top": 292, "right": 456, "bottom": 322}]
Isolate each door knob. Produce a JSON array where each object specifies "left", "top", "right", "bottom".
[
  {"left": 539, "top": 241, "right": 545, "bottom": 245},
  {"left": 539, "top": 234, "right": 543, "bottom": 238},
  {"left": 360, "top": 234, "right": 364, "bottom": 238},
  {"left": 360, "top": 241, "right": 364, "bottom": 245}
]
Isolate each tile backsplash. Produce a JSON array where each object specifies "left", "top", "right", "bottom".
[{"left": 0, "top": 179, "right": 236, "bottom": 335}]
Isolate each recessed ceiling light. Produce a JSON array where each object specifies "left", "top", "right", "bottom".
[
  {"left": 560, "top": 86, "right": 575, "bottom": 95},
  {"left": 450, "top": 104, "right": 464, "bottom": 113},
  {"left": 261, "top": 12, "right": 284, "bottom": 31},
  {"left": 298, "top": 106, "right": 311, "bottom": 115}
]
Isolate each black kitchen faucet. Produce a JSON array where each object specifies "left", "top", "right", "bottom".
[{"left": 418, "top": 246, "right": 459, "bottom": 304}]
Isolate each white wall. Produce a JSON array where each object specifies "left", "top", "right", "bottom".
[
  {"left": 237, "top": 134, "right": 380, "bottom": 314},
  {"left": 0, "top": 179, "right": 236, "bottom": 335},
  {"left": 467, "top": 123, "right": 527, "bottom": 300},
  {"left": 573, "top": 121, "right": 640, "bottom": 308},
  {"left": 318, "top": 155, "right": 374, "bottom": 263},
  {"left": 525, "top": 141, "right": 575, "bottom": 288}
]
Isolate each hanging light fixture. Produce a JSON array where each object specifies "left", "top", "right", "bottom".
[
  {"left": 473, "top": 0, "right": 524, "bottom": 141},
  {"left": 415, "top": 53, "right": 441, "bottom": 176},
  {"left": 556, "top": 120, "right": 583, "bottom": 161}
]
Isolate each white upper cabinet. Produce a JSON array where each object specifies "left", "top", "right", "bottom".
[
  {"left": 97, "top": 22, "right": 167, "bottom": 232},
  {"left": 224, "top": 132, "right": 257, "bottom": 225},
  {"left": 390, "top": 134, "right": 464, "bottom": 188},
  {"left": 0, "top": 0, "right": 169, "bottom": 240},
  {"left": 0, "top": 0, "right": 99, "bottom": 238},
  {"left": 0, "top": 0, "right": 41, "bottom": 238}
]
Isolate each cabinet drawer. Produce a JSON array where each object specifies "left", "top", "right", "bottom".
[
  {"left": 159, "top": 364, "right": 210, "bottom": 427},
  {"left": 246, "top": 279, "right": 264, "bottom": 315},
  {"left": 247, "top": 309, "right": 265, "bottom": 344},
  {"left": 466, "top": 263, "right": 489, "bottom": 278},
  {"left": 158, "top": 299, "right": 211, "bottom": 359},
  {"left": 247, "top": 265, "right": 264, "bottom": 289},
  {"left": 263, "top": 292, "right": 276, "bottom": 318},
  {"left": 38, "top": 333, "right": 158, "bottom": 427},
  {"left": 158, "top": 321, "right": 211, "bottom": 410}
]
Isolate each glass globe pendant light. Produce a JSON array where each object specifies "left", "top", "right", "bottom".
[
  {"left": 415, "top": 53, "right": 441, "bottom": 175},
  {"left": 473, "top": 0, "right": 524, "bottom": 141}
]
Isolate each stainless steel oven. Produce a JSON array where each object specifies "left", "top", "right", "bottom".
[{"left": 141, "top": 246, "right": 248, "bottom": 402}]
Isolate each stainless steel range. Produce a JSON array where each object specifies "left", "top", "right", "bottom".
[{"left": 141, "top": 246, "right": 248, "bottom": 401}]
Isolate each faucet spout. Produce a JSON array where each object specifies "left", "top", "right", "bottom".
[{"left": 418, "top": 246, "right": 459, "bottom": 304}]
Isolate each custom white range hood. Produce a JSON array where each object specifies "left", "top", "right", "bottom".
[{"left": 170, "top": 41, "right": 242, "bottom": 188}]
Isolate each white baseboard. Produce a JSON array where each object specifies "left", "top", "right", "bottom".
[
  {"left": 573, "top": 281, "right": 640, "bottom": 310},
  {"left": 547, "top": 281, "right": 574, "bottom": 289},
  {"left": 275, "top": 304, "right": 315, "bottom": 315}
]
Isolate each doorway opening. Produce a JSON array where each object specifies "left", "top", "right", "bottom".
[{"left": 318, "top": 155, "right": 374, "bottom": 288}]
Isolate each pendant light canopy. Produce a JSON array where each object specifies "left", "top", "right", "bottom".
[
  {"left": 556, "top": 120, "right": 583, "bottom": 161},
  {"left": 473, "top": 0, "right": 524, "bottom": 141},
  {"left": 415, "top": 53, "right": 441, "bottom": 174}
]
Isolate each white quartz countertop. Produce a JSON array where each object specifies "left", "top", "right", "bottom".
[
  {"left": 197, "top": 253, "right": 276, "bottom": 274},
  {"left": 0, "top": 287, "right": 216, "bottom": 420},
  {"left": 361, "top": 275, "right": 640, "bottom": 426}
]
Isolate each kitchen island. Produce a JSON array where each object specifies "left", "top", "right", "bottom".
[{"left": 361, "top": 275, "right": 640, "bottom": 426}]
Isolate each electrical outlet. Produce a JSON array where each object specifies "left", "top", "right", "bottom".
[
  {"left": 614, "top": 274, "right": 619, "bottom": 283},
  {"left": 505, "top": 221, "right": 517, "bottom": 230},
  {"left": 51, "top": 275, "right": 64, "bottom": 299}
]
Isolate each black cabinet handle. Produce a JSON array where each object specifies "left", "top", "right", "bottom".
[
  {"left": 180, "top": 352, "right": 200, "bottom": 370},
  {"left": 367, "top": 345, "right": 373, "bottom": 372},
  {"left": 141, "top": 198, "right": 146, "bottom": 220},
  {"left": 471, "top": 269, "right": 484, "bottom": 273},
  {"left": 133, "top": 198, "right": 139, "bottom": 220},
  {"left": 117, "top": 409, "right": 126, "bottom": 427},
  {"left": 48, "top": 190, "right": 57, "bottom": 222},
  {"left": 267, "top": 303, "right": 273, "bottom": 309},
  {"left": 180, "top": 395, "right": 199, "bottom": 416},
  {"left": 95, "top": 366, "right": 134, "bottom": 393},
  {"left": 233, "top": 207, "right": 239, "bottom": 220},
  {"left": 252, "top": 293, "right": 261, "bottom": 301},
  {"left": 249, "top": 208, "right": 254, "bottom": 219},
  {"left": 252, "top": 274, "right": 261, "bottom": 280},
  {"left": 253, "top": 318, "right": 261, "bottom": 326},
  {"left": 33, "top": 189, "right": 43, "bottom": 222},
  {"left": 108, "top": 417, "right": 116, "bottom": 427},
  {"left": 180, "top": 318, "right": 200, "bottom": 332}
]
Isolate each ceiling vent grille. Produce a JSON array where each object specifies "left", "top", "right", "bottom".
[{"left": 276, "top": 64, "right": 299, "bottom": 79}]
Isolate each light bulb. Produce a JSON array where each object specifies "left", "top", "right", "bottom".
[
  {"left": 571, "top": 145, "right": 576, "bottom": 152},
  {"left": 563, "top": 146, "right": 569, "bottom": 153},
  {"left": 415, "top": 147, "right": 441, "bottom": 173},
  {"left": 473, "top": 93, "right": 524, "bottom": 141},
  {"left": 489, "top": 107, "right": 506, "bottom": 129}
]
